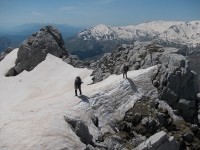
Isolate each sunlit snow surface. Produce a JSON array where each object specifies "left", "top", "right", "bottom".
[{"left": 0, "top": 48, "right": 159, "bottom": 150}]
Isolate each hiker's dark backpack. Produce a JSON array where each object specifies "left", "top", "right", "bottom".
[
  {"left": 123, "top": 65, "right": 129, "bottom": 72},
  {"left": 76, "top": 76, "right": 82, "bottom": 86}
]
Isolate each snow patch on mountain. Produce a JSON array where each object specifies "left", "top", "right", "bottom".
[
  {"left": 77, "top": 21, "right": 200, "bottom": 47},
  {"left": 0, "top": 48, "right": 18, "bottom": 76}
]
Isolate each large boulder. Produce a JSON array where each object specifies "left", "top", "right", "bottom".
[
  {"left": 64, "top": 116, "right": 93, "bottom": 145},
  {"left": 134, "top": 131, "right": 179, "bottom": 150},
  {"left": 103, "top": 135, "right": 125, "bottom": 149},
  {"left": 6, "top": 26, "right": 68, "bottom": 76},
  {"left": 155, "top": 58, "right": 198, "bottom": 122}
]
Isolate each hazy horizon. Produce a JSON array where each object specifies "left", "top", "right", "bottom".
[{"left": 0, "top": 0, "right": 200, "bottom": 29}]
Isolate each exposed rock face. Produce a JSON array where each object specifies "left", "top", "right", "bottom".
[
  {"left": 64, "top": 117, "right": 94, "bottom": 145},
  {"left": 134, "top": 131, "right": 179, "bottom": 150},
  {"left": 189, "top": 54, "right": 200, "bottom": 91},
  {"left": 197, "top": 93, "right": 200, "bottom": 124},
  {"left": 91, "top": 43, "right": 198, "bottom": 123},
  {"left": 62, "top": 54, "right": 90, "bottom": 68},
  {"left": 6, "top": 26, "right": 68, "bottom": 76},
  {"left": 116, "top": 97, "right": 200, "bottom": 150},
  {"left": 90, "top": 43, "right": 177, "bottom": 82},
  {"left": 0, "top": 47, "right": 13, "bottom": 61},
  {"left": 155, "top": 60, "right": 198, "bottom": 122}
]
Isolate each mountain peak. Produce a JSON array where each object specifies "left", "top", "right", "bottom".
[
  {"left": 91, "top": 24, "right": 111, "bottom": 36},
  {"left": 76, "top": 20, "right": 200, "bottom": 48},
  {"left": 94, "top": 24, "right": 110, "bottom": 28}
]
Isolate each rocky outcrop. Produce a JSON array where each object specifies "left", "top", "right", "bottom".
[
  {"left": 134, "top": 131, "right": 179, "bottom": 150},
  {"left": 197, "top": 93, "right": 200, "bottom": 124},
  {"left": 154, "top": 59, "right": 198, "bottom": 122},
  {"left": 64, "top": 116, "right": 94, "bottom": 145},
  {"left": 116, "top": 97, "right": 200, "bottom": 150},
  {"left": 90, "top": 43, "right": 199, "bottom": 123},
  {"left": 189, "top": 53, "right": 200, "bottom": 91},
  {"left": 90, "top": 43, "right": 178, "bottom": 82},
  {"left": 0, "top": 47, "right": 13, "bottom": 61},
  {"left": 6, "top": 26, "right": 68, "bottom": 76},
  {"left": 62, "top": 54, "right": 90, "bottom": 68}
]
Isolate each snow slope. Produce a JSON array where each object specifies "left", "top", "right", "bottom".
[
  {"left": 0, "top": 48, "right": 92, "bottom": 150},
  {"left": 0, "top": 48, "right": 158, "bottom": 150},
  {"left": 77, "top": 21, "right": 200, "bottom": 48}
]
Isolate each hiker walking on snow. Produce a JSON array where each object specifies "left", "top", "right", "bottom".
[
  {"left": 74, "top": 76, "right": 83, "bottom": 96},
  {"left": 122, "top": 62, "right": 129, "bottom": 78}
]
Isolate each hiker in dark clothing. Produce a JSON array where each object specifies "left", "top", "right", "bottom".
[
  {"left": 74, "top": 76, "right": 83, "bottom": 96},
  {"left": 122, "top": 63, "right": 129, "bottom": 78}
]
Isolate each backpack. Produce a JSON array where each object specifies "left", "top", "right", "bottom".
[
  {"left": 75, "top": 76, "right": 82, "bottom": 86},
  {"left": 123, "top": 65, "right": 129, "bottom": 72}
]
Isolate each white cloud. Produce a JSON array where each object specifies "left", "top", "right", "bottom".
[
  {"left": 32, "top": 11, "right": 42, "bottom": 16},
  {"left": 59, "top": 6, "right": 77, "bottom": 11}
]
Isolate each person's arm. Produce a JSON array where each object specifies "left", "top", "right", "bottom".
[{"left": 80, "top": 79, "right": 83, "bottom": 84}]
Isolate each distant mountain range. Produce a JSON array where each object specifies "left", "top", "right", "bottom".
[
  {"left": 0, "top": 23, "right": 84, "bottom": 52},
  {"left": 1, "top": 21, "right": 200, "bottom": 60},
  {"left": 67, "top": 21, "right": 200, "bottom": 59}
]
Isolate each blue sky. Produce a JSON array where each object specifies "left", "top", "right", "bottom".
[{"left": 0, "top": 0, "right": 200, "bottom": 27}]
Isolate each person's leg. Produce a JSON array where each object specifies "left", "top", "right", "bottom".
[
  {"left": 126, "top": 72, "right": 127, "bottom": 78},
  {"left": 123, "top": 73, "right": 125, "bottom": 78},
  {"left": 75, "top": 90, "right": 78, "bottom": 96},
  {"left": 79, "top": 86, "right": 82, "bottom": 95}
]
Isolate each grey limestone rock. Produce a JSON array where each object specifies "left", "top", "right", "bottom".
[
  {"left": 134, "top": 131, "right": 179, "bottom": 150},
  {"left": 103, "top": 135, "right": 125, "bottom": 150},
  {"left": 91, "top": 115, "right": 99, "bottom": 127},
  {"left": 141, "top": 117, "right": 157, "bottom": 128},
  {"left": 6, "top": 26, "right": 68, "bottom": 76},
  {"left": 85, "top": 144, "right": 95, "bottom": 150},
  {"left": 64, "top": 116, "right": 93, "bottom": 145},
  {"left": 0, "top": 47, "right": 13, "bottom": 61},
  {"left": 63, "top": 54, "right": 89, "bottom": 68},
  {"left": 90, "top": 42, "right": 199, "bottom": 123}
]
